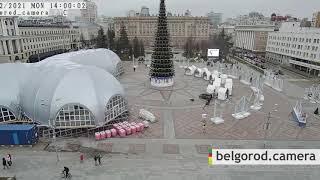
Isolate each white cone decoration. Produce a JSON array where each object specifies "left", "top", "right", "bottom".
[
  {"left": 211, "top": 100, "right": 224, "bottom": 124},
  {"left": 251, "top": 91, "right": 262, "bottom": 111},
  {"left": 232, "top": 96, "right": 251, "bottom": 120}
]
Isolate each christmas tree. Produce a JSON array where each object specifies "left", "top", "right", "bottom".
[{"left": 150, "top": 0, "right": 174, "bottom": 82}]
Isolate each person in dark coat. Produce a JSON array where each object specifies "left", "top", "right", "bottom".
[
  {"left": 94, "top": 155, "right": 98, "bottom": 166},
  {"left": 2, "top": 157, "right": 8, "bottom": 169},
  {"left": 98, "top": 154, "right": 102, "bottom": 165}
]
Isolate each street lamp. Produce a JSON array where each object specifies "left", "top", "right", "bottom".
[{"left": 263, "top": 105, "right": 280, "bottom": 149}]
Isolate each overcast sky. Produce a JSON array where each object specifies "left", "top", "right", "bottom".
[{"left": 92, "top": 0, "right": 320, "bottom": 20}]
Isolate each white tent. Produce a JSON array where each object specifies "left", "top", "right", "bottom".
[
  {"left": 211, "top": 70, "right": 220, "bottom": 77},
  {"left": 185, "top": 65, "right": 197, "bottom": 76},
  {"left": 225, "top": 78, "right": 233, "bottom": 96},
  {"left": 218, "top": 87, "right": 227, "bottom": 101},
  {"left": 209, "top": 74, "right": 217, "bottom": 82},
  {"left": 194, "top": 68, "right": 204, "bottom": 78},
  {"left": 206, "top": 84, "right": 216, "bottom": 94},
  {"left": 220, "top": 74, "right": 228, "bottom": 85}
]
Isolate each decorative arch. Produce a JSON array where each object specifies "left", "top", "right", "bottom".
[
  {"left": 54, "top": 104, "right": 95, "bottom": 128},
  {"left": 105, "top": 95, "right": 128, "bottom": 122},
  {"left": 0, "top": 106, "right": 16, "bottom": 123}
]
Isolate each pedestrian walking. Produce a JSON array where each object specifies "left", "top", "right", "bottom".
[
  {"left": 2, "top": 157, "right": 8, "bottom": 169},
  {"left": 94, "top": 155, "right": 98, "bottom": 166},
  {"left": 6, "top": 154, "right": 12, "bottom": 167},
  {"left": 80, "top": 153, "right": 84, "bottom": 163},
  {"left": 97, "top": 154, "right": 102, "bottom": 165}
]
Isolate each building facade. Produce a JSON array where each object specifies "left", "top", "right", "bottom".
[
  {"left": 234, "top": 23, "right": 275, "bottom": 53},
  {"left": 0, "top": 17, "right": 80, "bottom": 63},
  {"left": 266, "top": 22, "right": 320, "bottom": 76},
  {"left": 207, "top": 12, "right": 222, "bottom": 28},
  {"left": 114, "top": 16, "right": 210, "bottom": 49},
  {"left": 312, "top": 11, "right": 320, "bottom": 28},
  {"left": 0, "top": 17, "right": 24, "bottom": 63},
  {"left": 80, "top": 0, "right": 97, "bottom": 23},
  {"left": 97, "top": 16, "right": 115, "bottom": 32}
]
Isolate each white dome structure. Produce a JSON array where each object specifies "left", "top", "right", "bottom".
[
  {"left": 44, "top": 48, "right": 124, "bottom": 77},
  {"left": 0, "top": 49, "right": 127, "bottom": 129}
]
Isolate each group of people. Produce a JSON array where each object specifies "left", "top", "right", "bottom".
[{"left": 2, "top": 154, "right": 12, "bottom": 169}]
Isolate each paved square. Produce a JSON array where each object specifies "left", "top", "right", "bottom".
[
  {"left": 163, "top": 144, "right": 180, "bottom": 154},
  {"left": 119, "top": 62, "right": 320, "bottom": 141},
  {"left": 128, "top": 144, "right": 146, "bottom": 154}
]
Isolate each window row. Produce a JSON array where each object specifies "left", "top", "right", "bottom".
[
  {"left": 269, "top": 36, "right": 320, "bottom": 44},
  {"left": 20, "top": 29, "right": 77, "bottom": 36}
]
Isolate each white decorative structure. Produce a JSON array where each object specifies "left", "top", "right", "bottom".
[
  {"left": 194, "top": 68, "right": 204, "bottom": 78},
  {"left": 232, "top": 96, "right": 251, "bottom": 120},
  {"left": 210, "top": 100, "right": 224, "bottom": 124},
  {"left": 239, "top": 67, "right": 251, "bottom": 85},
  {"left": 211, "top": 70, "right": 220, "bottom": 78},
  {"left": 150, "top": 77, "right": 174, "bottom": 87},
  {"left": 203, "top": 68, "right": 211, "bottom": 81},
  {"left": 218, "top": 87, "right": 228, "bottom": 101},
  {"left": 206, "top": 84, "right": 216, "bottom": 94},
  {"left": 250, "top": 91, "right": 263, "bottom": 110},
  {"left": 273, "top": 78, "right": 284, "bottom": 92},
  {"left": 225, "top": 78, "right": 233, "bottom": 96},
  {"left": 292, "top": 101, "right": 307, "bottom": 127},
  {"left": 220, "top": 74, "right": 228, "bottom": 85},
  {"left": 228, "top": 65, "right": 239, "bottom": 79},
  {"left": 185, "top": 65, "right": 197, "bottom": 76},
  {"left": 264, "top": 69, "right": 283, "bottom": 92},
  {"left": 304, "top": 88, "right": 312, "bottom": 100},
  {"left": 139, "top": 109, "right": 156, "bottom": 123}
]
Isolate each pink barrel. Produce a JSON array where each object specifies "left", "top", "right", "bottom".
[
  {"left": 119, "top": 129, "right": 126, "bottom": 137},
  {"left": 131, "top": 122, "right": 136, "bottom": 126},
  {"left": 95, "top": 132, "right": 101, "bottom": 140},
  {"left": 100, "top": 131, "right": 106, "bottom": 139},
  {"left": 116, "top": 128, "right": 123, "bottom": 134},
  {"left": 125, "top": 127, "right": 132, "bottom": 135},
  {"left": 115, "top": 126, "right": 122, "bottom": 131},
  {"left": 130, "top": 126, "right": 137, "bottom": 134},
  {"left": 123, "top": 121, "right": 128, "bottom": 124},
  {"left": 135, "top": 124, "right": 141, "bottom": 132},
  {"left": 110, "top": 128, "right": 117, "bottom": 137},
  {"left": 138, "top": 123, "right": 144, "bottom": 131},
  {"left": 112, "top": 123, "right": 118, "bottom": 128},
  {"left": 105, "top": 130, "right": 111, "bottom": 138}
]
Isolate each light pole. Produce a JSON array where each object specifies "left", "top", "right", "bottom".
[{"left": 263, "top": 105, "right": 280, "bottom": 148}]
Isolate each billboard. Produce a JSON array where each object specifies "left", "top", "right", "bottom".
[{"left": 207, "top": 49, "right": 220, "bottom": 57}]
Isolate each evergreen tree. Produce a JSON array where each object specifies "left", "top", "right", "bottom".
[
  {"left": 209, "top": 28, "right": 233, "bottom": 59},
  {"left": 139, "top": 40, "right": 145, "bottom": 57},
  {"left": 183, "top": 37, "right": 194, "bottom": 58},
  {"left": 116, "top": 24, "right": 131, "bottom": 60},
  {"left": 107, "top": 29, "right": 115, "bottom": 50},
  {"left": 80, "top": 33, "right": 86, "bottom": 49},
  {"left": 96, "top": 27, "right": 107, "bottom": 48},
  {"left": 150, "top": 0, "right": 174, "bottom": 78},
  {"left": 133, "top": 36, "right": 140, "bottom": 58}
]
